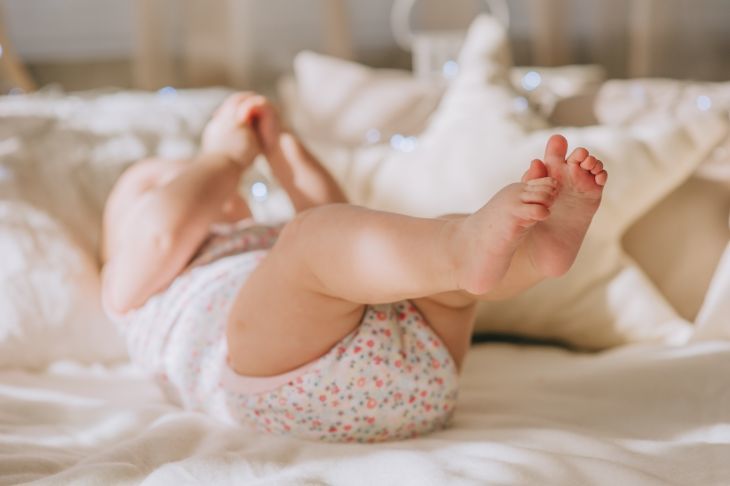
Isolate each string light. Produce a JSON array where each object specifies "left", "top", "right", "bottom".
[
  {"left": 400, "top": 136, "right": 418, "bottom": 152},
  {"left": 442, "top": 60, "right": 459, "bottom": 79},
  {"left": 513, "top": 96, "right": 529, "bottom": 112},
  {"left": 157, "top": 86, "right": 177, "bottom": 96},
  {"left": 251, "top": 181, "right": 269, "bottom": 202},
  {"left": 696, "top": 95, "right": 712, "bottom": 111},
  {"left": 365, "top": 128, "right": 381, "bottom": 144},
  {"left": 390, "top": 134, "right": 404, "bottom": 149},
  {"left": 521, "top": 71, "right": 541, "bottom": 91},
  {"left": 389, "top": 134, "right": 418, "bottom": 152}
]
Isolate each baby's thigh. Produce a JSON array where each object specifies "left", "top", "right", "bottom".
[
  {"left": 225, "top": 235, "right": 366, "bottom": 378},
  {"left": 103, "top": 158, "right": 188, "bottom": 260}
]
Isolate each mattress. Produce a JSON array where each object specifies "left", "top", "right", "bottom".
[{"left": 2, "top": 340, "right": 730, "bottom": 485}]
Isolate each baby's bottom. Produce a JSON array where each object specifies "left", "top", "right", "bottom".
[{"left": 115, "top": 223, "right": 459, "bottom": 443}]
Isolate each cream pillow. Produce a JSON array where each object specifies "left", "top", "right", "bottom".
[
  {"left": 310, "top": 15, "right": 728, "bottom": 349},
  {"left": 593, "top": 78, "right": 730, "bottom": 327}
]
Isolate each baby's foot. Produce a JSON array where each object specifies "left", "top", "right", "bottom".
[
  {"left": 528, "top": 135, "right": 607, "bottom": 276},
  {"left": 201, "top": 93, "right": 261, "bottom": 168},
  {"left": 454, "top": 175, "right": 559, "bottom": 295}
]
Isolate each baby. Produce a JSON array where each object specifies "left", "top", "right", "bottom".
[{"left": 101, "top": 92, "right": 607, "bottom": 443}]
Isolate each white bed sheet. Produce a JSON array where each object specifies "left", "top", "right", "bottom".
[{"left": 2, "top": 340, "right": 730, "bottom": 485}]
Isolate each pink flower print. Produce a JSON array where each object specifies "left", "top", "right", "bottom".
[
  {"left": 394, "top": 359, "right": 402, "bottom": 368},
  {"left": 367, "top": 398, "right": 377, "bottom": 409},
  {"left": 376, "top": 311, "right": 386, "bottom": 320},
  {"left": 383, "top": 329, "right": 391, "bottom": 337},
  {"left": 375, "top": 379, "right": 384, "bottom": 388},
  {"left": 366, "top": 339, "right": 374, "bottom": 348},
  {"left": 373, "top": 356, "right": 383, "bottom": 365},
  {"left": 431, "top": 358, "right": 441, "bottom": 369},
  {"left": 357, "top": 377, "right": 366, "bottom": 387},
  {"left": 319, "top": 394, "right": 327, "bottom": 402}
]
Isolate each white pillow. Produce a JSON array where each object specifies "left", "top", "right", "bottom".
[
  {"left": 281, "top": 50, "right": 606, "bottom": 148},
  {"left": 308, "top": 15, "right": 728, "bottom": 349},
  {"left": 281, "top": 51, "right": 444, "bottom": 146}
]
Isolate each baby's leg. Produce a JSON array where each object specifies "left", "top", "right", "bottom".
[
  {"left": 102, "top": 153, "right": 249, "bottom": 314},
  {"left": 103, "top": 93, "right": 263, "bottom": 314},
  {"left": 267, "top": 132, "right": 348, "bottom": 211},
  {"left": 237, "top": 94, "right": 348, "bottom": 211},
  {"left": 102, "top": 158, "right": 251, "bottom": 261},
  {"left": 227, "top": 180, "right": 556, "bottom": 375}
]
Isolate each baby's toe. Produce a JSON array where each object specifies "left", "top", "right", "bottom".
[
  {"left": 595, "top": 170, "right": 608, "bottom": 186},
  {"left": 589, "top": 159, "right": 604, "bottom": 175},
  {"left": 567, "top": 147, "right": 589, "bottom": 165},
  {"left": 521, "top": 187, "right": 557, "bottom": 207},
  {"left": 580, "top": 155, "right": 598, "bottom": 172}
]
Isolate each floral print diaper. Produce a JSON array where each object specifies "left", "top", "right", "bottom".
[{"left": 110, "top": 220, "right": 460, "bottom": 443}]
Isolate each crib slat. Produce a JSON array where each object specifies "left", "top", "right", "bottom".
[
  {"left": 0, "top": 5, "right": 37, "bottom": 92},
  {"left": 132, "top": 0, "right": 176, "bottom": 90}
]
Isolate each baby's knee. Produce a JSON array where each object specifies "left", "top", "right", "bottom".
[{"left": 275, "top": 206, "right": 324, "bottom": 248}]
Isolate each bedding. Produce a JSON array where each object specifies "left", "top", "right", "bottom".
[{"left": 3, "top": 341, "right": 730, "bottom": 485}]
